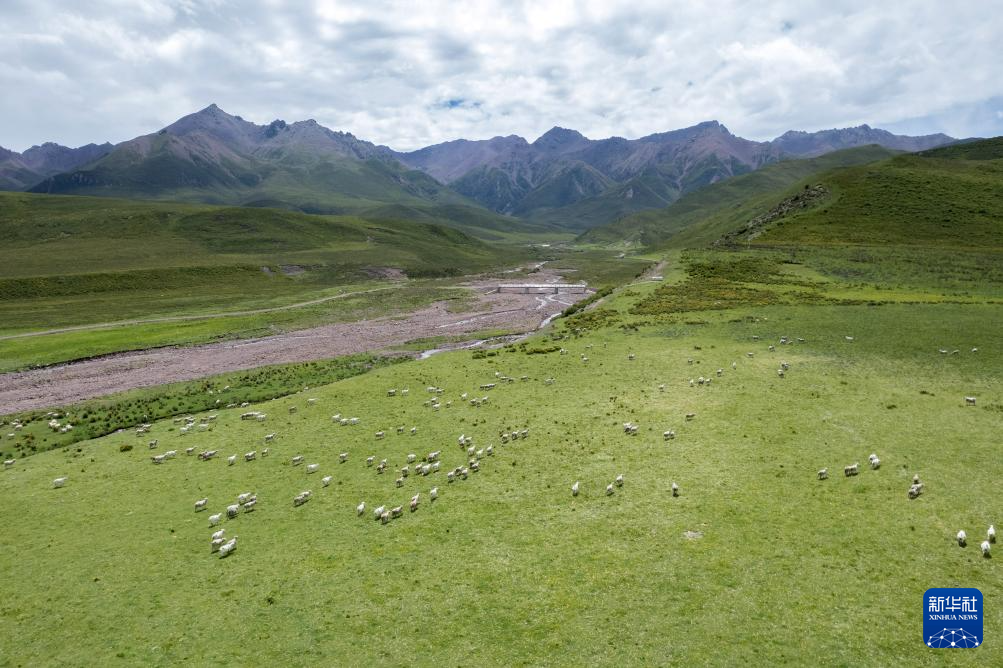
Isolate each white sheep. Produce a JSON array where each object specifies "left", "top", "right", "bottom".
[
  {"left": 572, "top": 481, "right": 579, "bottom": 497},
  {"left": 208, "top": 513, "right": 222, "bottom": 527},
  {"left": 306, "top": 463, "right": 319, "bottom": 474},
  {"left": 605, "top": 484, "right": 614, "bottom": 496},
  {"left": 671, "top": 482, "right": 679, "bottom": 497},
  {"left": 339, "top": 452, "right": 348, "bottom": 463},
  {"left": 965, "top": 396, "right": 977, "bottom": 407},
  {"left": 227, "top": 455, "right": 237, "bottom": 466},
  {"left": 291, "top": 455, "right": 304, "bottom": 466},
  {"left": 52, "top": 476, "right": 67, "bottom": 488},
  {"left": 357, "top": 501, "right": 365, "bottom": 516},
  {"left": 982, "top": 540, "right": 991, "bottom": 557},
  {"left": 366, "top": 456, "right": 375, "bottom": 466},
  {"left": 373, "top": 505, "right": 385, "bottom": 520},
  {"left": 226, "top": 504, "right": 240, "bottom": 519},
  {"left": 988, "top": 525, "right": 996, "bottom": 543},
  {"left": 844, "top": 463, "right": 859, "bottom": 477},
  {"left": 3, "top": 459, "right": 14, "bottom": 468},
  {"left": 194, "top": 498, "right": 208, "bottom": 512},
  {"left": 244, "top": 451, "right": 256, "bottom": 462},
  {"left": 817, "top": 468, "right": 828, "bottom": 480},
  {"left": 870, "top": 458, "right": 880, "bottom": 470},
  {"left": 264, "top": 433, "right": 275, "bottom": 442},
  {"left": 219, "top": 537, "right": 238, "bottom": 558},
  {"left": 211, "top": 537, "right": 225, "bottom": 553},
  {"left": 430, "top": 487, "right": 438, "bottom": 501},
  {"left": 410, "top": 494, "right": 420, "bottom": 512},
  {"left": 957, "top": 530, "right": 967, "bottom": 547},
  {"left": 211, "top": 529, "right": 225, "bottom": 541},
  {"left": 615, "top": 474, "right": 624, "bottom": 487},
  {"left": 321, "top": 475, "right": 332, "bottom": 487}
]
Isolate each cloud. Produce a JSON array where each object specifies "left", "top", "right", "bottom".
[{"left": 0, "top": 0, "right": 1001, "bottom": 152}]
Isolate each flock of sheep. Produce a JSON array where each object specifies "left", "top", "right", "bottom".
[{"left": 7, "top": 328, "right": 992, "bottom": 566}]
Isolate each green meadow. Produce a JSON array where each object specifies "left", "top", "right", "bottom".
[{"left": 1, "top": 138, "right": 1001, "bottom": 665}]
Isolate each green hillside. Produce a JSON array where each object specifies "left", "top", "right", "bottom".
[
  {"left": 578, "top": 145, "right": 899, "bottom": 247},
  {"left": 0, "top": 192, "right": 526, "bottom": 368}
]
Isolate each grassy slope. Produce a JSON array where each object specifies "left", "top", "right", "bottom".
[
  {"left": 577, "top": 145, "right": 898, "bottom": 247},
  {"left": 0, "top": 192, "right": 531, "bottom": 369}
]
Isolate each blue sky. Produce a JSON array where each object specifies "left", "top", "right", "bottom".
[{"left": 1, "top": 0, "right": 1001, "bottom": 151}]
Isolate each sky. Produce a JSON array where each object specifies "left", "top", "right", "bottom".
[{"left": 1, "top": 0, "right": 1001, "bottom": 152}]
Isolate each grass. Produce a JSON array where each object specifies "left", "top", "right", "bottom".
[
  {"left": 1, "top": 299, "right": 1000, "bottom": 665},
  {"left": 1, "top": 138, "right": 1001, "bottom": 665},
  {"left": 0, "top": 192, "right": 543, "bottom": 369},
  {"left": 0, "top": 355, "right": 404, "bottom": 458}
]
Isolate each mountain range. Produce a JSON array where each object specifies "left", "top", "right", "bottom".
[{"left": 0, "top": 104, "right": 958, "bottom": 233}]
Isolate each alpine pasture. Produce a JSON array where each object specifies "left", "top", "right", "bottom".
[{"left": 2, "top": 140, "right": 1002, "bottom": 665}]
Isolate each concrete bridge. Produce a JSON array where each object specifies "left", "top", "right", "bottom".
[{"left": 493, "top": 283, "right": 589, "bottom": 294}]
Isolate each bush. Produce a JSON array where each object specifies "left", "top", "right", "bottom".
[{"left": 119, "top": 444, "right": 133, "bottom": 452}]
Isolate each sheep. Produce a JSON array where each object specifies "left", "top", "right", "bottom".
[
  {"left": 845, "top": 336, "right": 854, "bottom": 342},
  {"left": 211, "top": 529, "right": 226, "bottom": 541},
  {"left": 237, "top": 492, "right": 254, "bottom": 505},
  {"left": 460, "top": 468, "right": 469, "bottom": 480},
  {"left": 185, "top": 447, "right": 196, "bottom": 456},
  {"left": 226, "top": 504, "right": 240, "bottom": 519},
  {"left": 396, "top": 477, "right": 404, "bottom": 488},
  {"left": 768, "top": 345, "right": 776, "bottom": 352},
  {"left": 288, "top": 407, "right": 297, "bottom": 414},
  {"left": 410, "top": 427, "right": 418, "bottom": 435},
  {"left": 262, "top": 448, "right": 269, "bottom": 458},
  {"left": 732, "top": 361, "right": 737, "bottom": 370},
  {"left": 685, "top": 413, "right": 696, "bottom": 421},
  {"left": 52, "top": 476, "right": 67, "bottom": 488},
  {"left": 3, "top": 459, "right": 14, "bottom": 468},
  {"left": 211, "top": 537, "right": 225, "bottom": 553},
  {"left": 376, "top": 461, "right": 387, "bottom": 474},
  {"left": 671, "top": 482, "right": 679, "bottom": 497},
  {"left": 958, "top": 530, "right": 968, "bottom": 546},
  {"left": 339, "top": 452, "right": 349, "bottom": 463},
  {"left": 373, "top": 505, "right": 386, "bottom": 520},
  {"left": 965, "top": 396, "right": 977, "bottom": 407},
  {"left": 658, "top": 383, "right": 665, "bottom": 391},
  {"left": 988, "top": 525, "right": 996, "bottom": 543},
  {"left": 292, "top": 455, "right": 304, "bottom": 466},
  {"left": 605, "top": 484, "right": 614, "bottom": 496},
  {"left": 148, "top": 439, "right": 159, "bottom": 450},
  {"left": 391, "top": 506, "right": 403, "bottom": 518},
  {"left": 321, "top": 475, "right": 333, "bottom": 488},
  {"left": 293, "top": 492, "right": 311, "bottom": 507},
  {"left": 430, "top": 487, "right": 438, "bottom": 501},
  {"left": 227, "top": 455, "right": 237, "bottom": 466},
  {"left": 447, "top": 471, "right": 455, "bottom": 483},
  {"left": 208, "top": 513, "right": 223, "bottom": 527},
  {"left": 306, "top": 463, "right": 319, "bottom": 474},
  {"left": 264, "top": 433, "right": 276, "bottom": 442},
  {"left": 194, "top": 498, "right": 208, "bottom": 512},
  {"left": 716, "top": 369, "right": 723, "bottom": 377},
  {"left": 780, "top": 362, "right": 790, "bottom": 371},
  {"left": 982, "top": 540, "right": 992, "bottom": 557},
  {"left": 844, "top": 463, "right": 859, "bottom": 477},
  {"left": 410, "top": 494, "right": 420, "bottom": 512},
  {"left": 387, "top": 389, "right": 397, "bottom": 397},
  {"left": 151, "top": 454, "right": 166, "bottom": 464},
  {"left": 357, "top": 502, "right": 365, "bottom": 516},
  {"left": 615, "top": 474, "right": 624, "bottom": 487},
  {"left": 432, "top": 462, "right": 441, "bottom": 472},
  {"left": 912, "top": 474, "right": 921, "bottom": 485},
  {"left": 908, "top": 484, "right": 923, "bottom": 499},
  {"left": 198, "top": 450, "right": 218, "bottom": 461},
  {"left": 486, "top": 446, "right": 494, "bottom": 456},
  {"left": 777, "top": 369, "right": 785, "bottom": 378},
  {"left": 628, "top": 353, "right": 635, "bottom": 360},
  {"left": 870, "top": 458, "right": 880, "bottom": 470},
  {"left": 366, "top": 456, "right": 375, "bottom": 467},
  {"left": 380, "top": 511, "right": 391, "bottom": 524},
  {"left": 219, "top": 537, "right": 238, "bottom": 558},
  {"left": 407, "top": 453, "right": 417, "bottom": 464},
  {"left": 572, "top": 481, "right": 579, "bottom": 497},
  {"left": 663, "top": 430, "right": 676, "bottom": 441},
  {"left": 428, "top": 450, "right": 441, "bottom": 462},
  {"left": 245, "top": 451, "right": 256, "bottom": 462},
  {"left": 401, "top": 389, "right": 409, "bottom": 396},
  {"left": 242, "top": 500, "right": 256, "bottom": 513},
  {"left": 817, "top": 468, "right": 828, "bottom": 480},
  {"left": 402, "top": 465, "right": 410, "bottom": 478},
  {"left": 375, "top": 431, "right": 385, "bottom": 439}
]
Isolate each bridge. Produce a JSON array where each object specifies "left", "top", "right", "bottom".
[{"left": 492, "top": 283, "right": 589, "bottom": 294}]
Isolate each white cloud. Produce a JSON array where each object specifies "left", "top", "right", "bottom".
[{"left": 0, "top": 0, "right": 1001, "bottom": 152}]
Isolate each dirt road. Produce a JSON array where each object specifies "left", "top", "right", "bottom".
[{"left": 0, "top": 271, "right": 586, "bottom": 413}]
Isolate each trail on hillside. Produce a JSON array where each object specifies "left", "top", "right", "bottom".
[{"left": 0, "top": 268, "right": 590, "bottom": 413}]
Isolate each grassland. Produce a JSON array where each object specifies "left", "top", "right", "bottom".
[
  {"left": 1, "top": 140, "right": 1001, "bottom": 665},
  {"left": 1, "top": 287, "right": 1000, "bottom": 664},
  {"left": 0, "top": 192, "right": 548, "bottom": 370}
]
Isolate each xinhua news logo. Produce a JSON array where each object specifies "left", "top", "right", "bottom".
[{"left": 924, "top": 588, "right": 983, "bottom": 648}]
